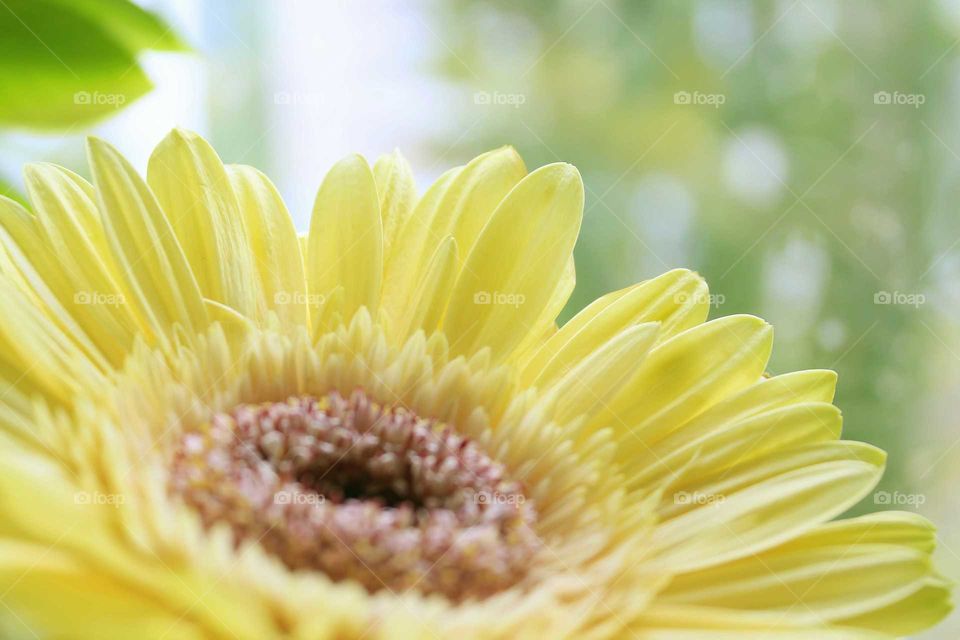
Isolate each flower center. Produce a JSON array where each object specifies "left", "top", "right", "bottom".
[{"left": 169, "top": 390, "right": 540, "bottom": 601}]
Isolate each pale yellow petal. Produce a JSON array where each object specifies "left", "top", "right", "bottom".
[
  {"left": 633, "top": 401, "right": 842, "bottom": 492},
  {"left": 444, "top": 146, "right": 527, "bottom": 266},
  {"left": 521, "top": 268, "right": 708, "bottom": 386},
  {"left": 23, "top": 164, "right": 142, "bottom": 361},
  {"left": 838, "top": 577, "right": 952, "bottom": 636},
  {"left": 381, "top": 166, "right": 460, "bottom": 317},
  {"left": 147, "top": 128, "right": 260, "bottom": 319},
  {"left": 779, "top": 511, "right": 936, "bottom": 553},
  {"left": 0, "top": 275, "right": 104, "bottom": 405},
  {"left": 663, "top": 512, "right": 943, "bottom": 627},
  {"left": 651, "top": 442, "right": 885, "bottom": 572},
  {"left": 382, "top": 147, "right": 525, "bottom": 328},
  {"left": 398, "top": 235, "right": 458, "bottom": 336},
  {"left": 226, "top": 164, "right": 307, "bottom": 326},
  {"left": 307, "top": 154, "right": 382, "bottom": 319},
  {"left": 511, "top": 254, "right": 576, "bottom": 364},
  {"left": 373, "top": 149, "right": 417, "bottom": 259},
  {"left": 547, "top": 322, "right": 660, "bottom": 424},
  {"left": 635, "top": 604, "right": 887, "bottom": 639},
  {"left": 87, "top": 137, "right": 208, "bottom": 337},
  {"left": 444, "top": 163, "right": 584, "bottom": 361},
  {"left": 591, "top": 315, "right": 773, "bottom": 453}
]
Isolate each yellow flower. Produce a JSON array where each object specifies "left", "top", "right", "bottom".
[{"left": 0, "top": 129, "right": 949, "bottom": 639}]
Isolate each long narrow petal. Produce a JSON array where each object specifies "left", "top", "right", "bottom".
[
  {"left": 444, "top": 163, "right": 584, "bottom": 361},
  {"left": 591, "top": 315, "right": 773, "bottom": 453},
  {"left": 510, "top": 255, "right": 577, "bottom": 365},
  {"left": 372, "top": 149, "right": 417, "bottom": 260},
  {"left": 634, "top": 604, "right": 888, "bottom": 639},
  {"left": 87, "top": 137, "right": 208, "bottom": 338},
  {"left": 650, "top": 441, "right": 886, "bottom": 572},
  {"left": 521, "top": 268, "right": 708, "bottom": 386},
  {"left": 662, "top": 512, "right": 942, "bottom": 626},
  {"left": 307, "top": 154, "right": 382, "bottom": 320},
  {"left": 227, "top": 164, "right": 307, "bottom": 326},
  {"left": 382, "top": 166, "right": 460, "bottom": 319},
  {"left": 398, "top": 235, "right": 458, "bottom": 336},
  {"left": 382, "top": 148, "right": 526, "bottom": 331},
  {"left": 546, "top": 322, "right": 660, "bottom": 424},
  {"left": 633, "top": 401, "right": 842, "bottom": 491},
  {"left": 147, "top": 129, "right": 260, "bottom": 319},
  {"left": 23, "top": 164, "right": 142, "bottom": 362}
]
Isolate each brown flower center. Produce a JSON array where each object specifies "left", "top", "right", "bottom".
[{"left": 169, "top": 390, "right": 540, "bottom": 601}]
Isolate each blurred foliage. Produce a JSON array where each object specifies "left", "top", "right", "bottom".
[
  {"left": 0, "top": 0, "right": 185, "bottom": 130},
  {"left": 433, "top": 0, "right": 958, "bottom": 499},
  {"left": 0, "top": 178, "right": 24, "bottom": 205}
]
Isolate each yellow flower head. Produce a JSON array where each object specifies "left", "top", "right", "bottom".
[{"left": 0, "top": 129, "right": 950, "bottom": 639}]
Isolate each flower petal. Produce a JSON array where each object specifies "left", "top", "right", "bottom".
[
  {"left": 634, "top": 605, "right": 888, "bottom": 639},
  {"left": 590, "top": 314, "right": 773, "bottom": 457},
  {"left": 22, "top": 164, "right": 142, "bottom": 362},
  {"left": 87, "top": 137, "right": 208, "bottom": 338},
  {"left": 372, "top": 149, "right": 417, "bottom": 260},
  {"left": 838, "top": 577, "right": 952, "bottom": 636},
  {"left": 382, "top": 147, "right": 526, "bottom": 332},
  {"left": 147, "top": 128, "right": 260, "bottom": 319},
  {"left": 521, "top": 268, "right": 708, "bottom": 386},
  {"left": 307, "top": 154, "right": 382, "bottom": 320},
  {"left": 546, "top": 321, "right": 660, "bottom": 424},
  {"left": 650, "top": 441, "right": 885, "bottom": 572},
  {"left": 635, "top": 399, "right": 842, "bottom": 492},
  {"left": 397, "top": 235, "right": 458, "bottom": 336},
  {"left": 662, "top": 512, "right": 942, "bottom": 627},
  {"left": 226, "top": 164, "right": 307, "bottom": 326},
  {"left": 444, "top": 163, "right": 584, "bottom": 361},
  {"left": 382, "top": 165, "right": 460, "bottom": 320}
]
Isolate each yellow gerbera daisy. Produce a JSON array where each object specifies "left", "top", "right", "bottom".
[{"left": 0, "top": 129, "right": 950, "bottom": 639}]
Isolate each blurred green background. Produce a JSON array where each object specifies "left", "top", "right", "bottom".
[{"left": 1, "top": 1, "right": 958, "bottom": 637}]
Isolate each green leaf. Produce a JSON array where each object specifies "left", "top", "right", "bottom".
[
  {"left": 47, "top": 0, "right": 189, "bottom": 53},
  {"left": 0, "top": 0, "right": 185, "bottom": 130}
]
